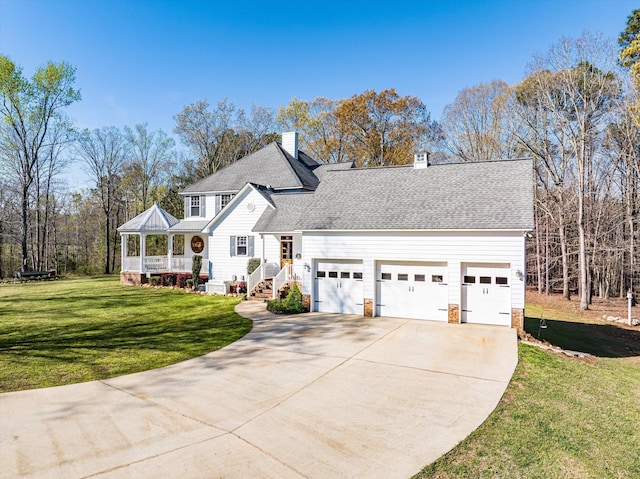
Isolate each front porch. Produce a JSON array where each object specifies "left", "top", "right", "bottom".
[
  {"left": 118, "top": 203, "right": 211, "bottom": 285},
  {"left": 121, "top": 255, "right": 210, "bottom": 274}
]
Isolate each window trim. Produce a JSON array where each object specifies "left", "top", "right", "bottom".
[
  {"left": 236, "top": 235, "right": 248, "bottom": 256},
  {"left": 190, "top": 195, "right": 200, "bottom": 217},
  {"left": 220, "top": 194, "right": 233, "bottom": 209}
]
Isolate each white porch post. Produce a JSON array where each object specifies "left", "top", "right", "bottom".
[
  {"left": 168, "top": 234, "right": 173, "bottom": 272},
  {"left": 139, "top": 233, "right": 146, "bottom": 273},
  {"left": 261, "top": 234, "right": 266, "bottom": 281},
  {"left": 121, "top": 233, "right": 127, "bottom": 272}
]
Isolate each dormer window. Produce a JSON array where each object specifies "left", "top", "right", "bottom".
[
  {"left": 220, "top": 194, "right": 233, "bottom": 209},
  {"left": 190, "top": 196, "right": 200, "bottom": 216},
  {"left": 215, "top": 193, "right": 235, "bottom": 214}
]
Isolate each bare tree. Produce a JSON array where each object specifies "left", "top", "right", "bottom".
[
  {"left": 123, "top": 123, "right": 175, "bottom": 212},
  {"left": 604, "top": 91, "right": 640, "bottom": 296},
  {"left": 75, "top": 127, "right": 127, "bottom": 274},
  {"left": 442, "top": 80, "right": 521, "bottom": 161},
  {"left": 515, "top": 33, "right": 620, "bottom": 309},
  {"left": 173, "top": 99, "right": 237, "bottom": 178}
]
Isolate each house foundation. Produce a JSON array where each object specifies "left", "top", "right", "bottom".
[{"left": 120, "top": 272, "right": 147, "bottom": 286}]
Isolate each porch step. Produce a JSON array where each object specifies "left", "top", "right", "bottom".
[{"left": 248, "top": 279, "right": 273, "bottom": 302}]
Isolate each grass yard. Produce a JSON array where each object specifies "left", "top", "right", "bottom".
[
  {"left": 0, "top": 276, "right": 252, "bottom": 392},
  {"left": 416, "top": 292, "right": 640, "bottom": 479}
]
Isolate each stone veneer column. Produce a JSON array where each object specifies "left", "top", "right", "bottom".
[
  {"left": 302, "top": 294, "right": 311, "bottom": 312},
  {"left": 364, "top": 298, "right": 373, "bottom": 317},
  {"left": 448, "top": 304, "right": 459, "bottom": 324},
  {"left": 511, "top": 308, "right": 525, "bottom": 337}
]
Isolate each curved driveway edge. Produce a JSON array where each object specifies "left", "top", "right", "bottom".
[{"left": 0, "top": 302, "right": 517, "bottom": 479}]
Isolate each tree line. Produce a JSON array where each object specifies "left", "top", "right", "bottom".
[{"left": 1, "top": 10, "right": 639, "bottom": 309}]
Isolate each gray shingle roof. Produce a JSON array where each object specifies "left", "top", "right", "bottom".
[
  {"left": 253, "top": 159, "right": 534, "bottom": 232},
  {"left": 313, "top": 161, "right": 354, "bottom": 181},
  {"left": 117, "top": 203, "right": 180, "bottom": 233},
  {"left": 180, "top": 142, "right": 321, "bottom": 194},
  {"left": 168, "top": 219, "right": 210, "bottom": 232}
]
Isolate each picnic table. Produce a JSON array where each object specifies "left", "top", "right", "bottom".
[{"left": 13, "top": 270, "right": 57, "bottom": 282}]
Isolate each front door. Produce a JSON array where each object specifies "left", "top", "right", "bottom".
[{"left": 280, "top": 236, "right": 293, "bottom": 268}]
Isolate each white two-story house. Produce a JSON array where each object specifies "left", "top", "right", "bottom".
[{"left": 119, "top": 132, "right": 533, "bottom": 332}]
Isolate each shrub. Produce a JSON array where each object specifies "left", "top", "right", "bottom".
[
  {"left": 267, "top": 283, "right": 305, "bottom": 314},
  {"left": 176, "top": 273, "right": 192, "bottom": 289},
  {"left": 186, "top": 279, "right": 194, "bottom": 289},
  {"left": 230, "top": 281, "right": 247, "bottom": 294},
  {"left": 150, "top": 277, "right": 161, "bottom": 286},
  {"left": 192, "top": 255, "right": 203, "bottom": 289},
  {"left": 161, "top": 273, "right": 176, "bottom": 287},
  {"left": 247, "top": 258, "right": 261, "bottom": 275}
]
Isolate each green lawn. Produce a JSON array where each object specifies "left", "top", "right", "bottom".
[
  {"left": 0, "top": 276, "right": 252, "bottom": 392},
  {"left": 415, "top": 300, "right": 640, "bottom": 479}
]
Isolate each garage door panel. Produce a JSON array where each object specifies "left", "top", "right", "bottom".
[
  {"left": 377, "top": 262, "right": 448, "bottom": 321},
  {"left": 461, "top": 264, "right": 511, "bottom": 326},
  {"left": 315, "top": 260, "right": 363, "bottom": 315}
]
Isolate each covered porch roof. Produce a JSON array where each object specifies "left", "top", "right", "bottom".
[
  {"left": 117, "top": 203, "right": 179, "bottom": 233},
  {"left": 169, "top": 219, "right": 209, "bottom": 233}
]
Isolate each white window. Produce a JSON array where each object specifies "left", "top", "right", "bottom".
[
  {"left": 215, "top": 194, "right": 235, "bottom": 214},
  {"left": 236, "top": 236, "right": 247, "bottom": 256},
  {"left": 230, "top": 235, "right": 254, "bottom": 257},
  {"left": 190, "top": 196, "right": 200, "bottom": 217},
  {"left": 220, "top": 194, "right": 233, "bottom": 209}
]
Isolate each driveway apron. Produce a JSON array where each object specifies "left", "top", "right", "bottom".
[{"left": 0, "top": 301, "right": 517, "bottom": 479}]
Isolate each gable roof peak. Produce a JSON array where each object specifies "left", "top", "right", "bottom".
[
  {"left": 117, "top": 202, "right": 179, "bottom": 233},
  {"left": 180, "top": 140, "right": 320, "bottom": 194}
]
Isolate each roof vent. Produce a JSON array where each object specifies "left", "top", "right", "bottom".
[
  {"left": 414, "top": 151, "right": 430, "bottom": 169},
  {"left": 282, "top": 131, "right": 298, "bottom": 160}
]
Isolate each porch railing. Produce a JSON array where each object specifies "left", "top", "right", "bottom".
[
  {"left": 272, "top": 263, "right": 303, "bottom": 299},
  {"left": 144, "top": 257, "right": 168, "bottom": 272},
  {"left": 123, "top": 256, "right": 140, "bottom": 272},
  {"left": 248, "top": 262, "right": 280, "bottom": 295},
  {"left": 121, "top": 256, "right": 205, "bottom": 274}
]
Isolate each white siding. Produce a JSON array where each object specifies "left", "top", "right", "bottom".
[
  {"left": 185, "top": 233, "right": 207, "bottom": 258},
  {"left": 205, "top": 195, "right": 217, "bottom": 220},
  {"left": 259, "top": 233, "right": 302, "bottom": 269},
  {"left": 207, "top": 189, "right": 273, "bottom": 282},
  {"left": 301, "top": 231, "right": 526, "bottom": 313},
  {"left": 292, "top": 233, "right": 303, "bottom": 269},
  {"left": 182, "top": 194, "right": 216, "bottom": 220},
  {"left": 259, "top": 234, "right": 281, "bottom": 265}
]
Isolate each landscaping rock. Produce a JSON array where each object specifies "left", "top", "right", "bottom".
[{"left": 602, "top": 314, "right": 638, "bottom": 326}]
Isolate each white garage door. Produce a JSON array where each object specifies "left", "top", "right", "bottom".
[
  {"left": 314, "top": 260, "right": 364, "bottom": 315},
  {"left": 461, "top": 264, "right": 511, "bottom": 326},
  {"left": 376, "top": 262, "right": 448, "bottom": 321}
]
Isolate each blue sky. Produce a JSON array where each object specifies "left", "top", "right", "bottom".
[{"left": 0, "top": 0, "right": 637, "bottom": 188}]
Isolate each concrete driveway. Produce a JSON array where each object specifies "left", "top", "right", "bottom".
[{"left": 0, "top": 302, "right": 517, "bottom": 479}]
